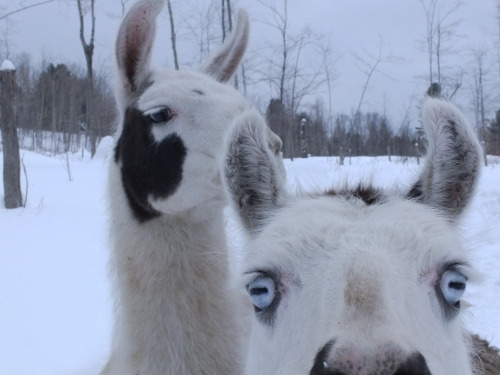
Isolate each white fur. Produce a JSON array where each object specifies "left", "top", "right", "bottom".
[
  {"left": 241, "top": 197, "right": 475, "bottom": 375},
  {"left": 224, "top": 98, "right": 483, "bottom": 375},
  {"left": 138, "top": 69, "right": 250, "bottom": 216},
  {"left": 101, "top": 1, "right": 255, "bottom": 374}
]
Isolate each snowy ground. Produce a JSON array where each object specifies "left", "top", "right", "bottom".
[{"left": 1, "top": 143, "right": 499, "bottom": 375}]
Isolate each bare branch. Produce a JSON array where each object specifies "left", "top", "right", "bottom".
[
  {"left": 21, "top": 154, "right": 28, "bottom": 208},
  {"left": 418, "top": 0, "right": 463, "bottom": 88},
  {"left": 352, "top": 39, "right": 393, "bottom": 113},
  {"left": 226, "top": 0, "right": 233, "bottom": 32},
  {"left": 0, "top": 0, "right": 58, "bottom": 22},
  {"left": 119, "top": 0, "right": 131, "bottom": 16},
  {"left": 167, "top": 0, "right": 179, "bottom": 70},
  {"left": 221, "top": 0, "right": 226, "bottom": 41}
]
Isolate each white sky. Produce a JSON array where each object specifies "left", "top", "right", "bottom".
[{"left": 1, "top": 0, "right": 499, "bottom": 127}]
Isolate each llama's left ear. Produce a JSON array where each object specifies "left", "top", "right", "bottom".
[
  {"left": 223, "top": 110, "right": 287, "bottom": 235},
  {"left": 199, "top": 9, "right": 249, "bottom": 83},
  {"left": 407, "top": 98, "right": 482, "bottom": 220},
  {"left": 115, "top": 0, "right": 164, "bottom": 98}
]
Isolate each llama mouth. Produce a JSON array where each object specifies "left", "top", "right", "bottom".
[{"left": 197, "top": 150, "right": 217, "bottom": 160}]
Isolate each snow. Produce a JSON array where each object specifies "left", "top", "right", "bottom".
[
  {"left": 0, "top": 60, "right": 15, "bottom": 71},
  {"left": 0, "top": 147, "right": 499, "bottom": 375}
]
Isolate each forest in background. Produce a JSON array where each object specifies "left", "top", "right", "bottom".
[{"left": 1, "top": 0, "right": 500, "bottom": 159}]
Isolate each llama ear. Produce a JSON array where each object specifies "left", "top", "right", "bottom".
[
  {"left": 224, "top": 110, "right": 287, "bottom": 235},
  {"left": 199, "top": 9, "right": 249, "bottom": 83},
  {"left": 115, "top": 0, "right": 164, "bottom": 97},
  {"left": 407, "top": 98, "right": 482, "bottom": 220}
]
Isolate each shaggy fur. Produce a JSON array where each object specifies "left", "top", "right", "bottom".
[
  {"left": 471, "top": 335, "right": 500, "bottom": 375},
  {"left": 223, "top": 98, "right": 485, "bottom": 375},
  {"left": 101, "top": 1, "right": 260, "bottom": 374}
]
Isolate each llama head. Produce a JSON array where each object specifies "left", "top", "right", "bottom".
[
  {"left": 113, "top": 0, "right": 259, "bottom": 222},
  {"left": 223, "top": 99, "right": 482, "bottom": 375}
]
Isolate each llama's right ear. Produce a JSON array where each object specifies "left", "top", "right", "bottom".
[
  {"left": 199, "top": 9, "right": 249, "bottom": 83},
  {"left": 407, "top": 98, "right": 482, "bottom": 220},
  {"left": 115, "top": 0, "right": 164, "bottom": 98},
  {"left": 224, "top": 110, "right": 287, "bottom": 236}
]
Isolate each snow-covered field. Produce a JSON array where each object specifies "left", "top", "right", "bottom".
[{"left": 1, "top": 143, "right": 499, "bottom": 375}]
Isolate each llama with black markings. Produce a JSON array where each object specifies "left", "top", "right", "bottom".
[
  {"left": 100, "top": 0, "right": 264, "bottom": 373},
  {"left": 223, "top": 98, "right": 486, "bottom": 375}
]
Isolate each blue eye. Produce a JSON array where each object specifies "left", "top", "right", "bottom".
[
  {"left": 248, "top": 276, "right": 276, "bottom": 311},
  {"left": 148, "top": 107, "right": 173, "bottom": 123},
  {"left": 440, "top": 269, "right": 467, "bottom": 308}
]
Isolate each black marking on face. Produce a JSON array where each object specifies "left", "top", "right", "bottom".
[
  {"left": 193, "top": 89, "right": 205, "bottom": 95},
  {"left": 114, "top": 106, "right": 187, "bottom": 223},
  {"left": 326, "top": 185, "right": 384, "bottom": 206}
]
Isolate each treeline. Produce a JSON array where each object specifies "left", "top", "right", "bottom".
[
  {"left": 4, "top": 55, "right": 500, "bottom": 159},
  {"left": 5, "top": 54, "right": 423, "bottom": 158},
  {"left": 5, "top": 55, "right": 115, "bottom": 154},
  {"left": 266, "top": 98, "right": 425, "bottom": 159},
  {"left": 3, "top": 0, "right": 500, "bottom": 158}
]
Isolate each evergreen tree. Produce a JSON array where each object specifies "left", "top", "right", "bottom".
[{"left": 487, "top": 109, "right": 500, "bottom": 155}]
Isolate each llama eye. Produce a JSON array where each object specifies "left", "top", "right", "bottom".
[
  {"left": 148, "top": 107, "right": 173, "bottom": 124},
  {"left": 440, "top": 269, "right": 467, "bottom": 309},
  {"left": 247, "top": 276, "right": 276, "bottom": 311}
]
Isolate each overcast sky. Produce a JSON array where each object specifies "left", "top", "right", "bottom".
[{"left": 1, "top": 0, "right": 499, "bottom": 126}]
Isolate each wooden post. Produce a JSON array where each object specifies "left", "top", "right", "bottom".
[{"left": 1, "top": 60, "right": 23, "bottom": 208}]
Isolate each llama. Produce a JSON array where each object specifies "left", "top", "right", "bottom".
[
  {"left": 101, "top": 0, "right": 267, "bottom": 373},
  {"left": 223, "top": 98, "right": 486, "bottom": 375}
]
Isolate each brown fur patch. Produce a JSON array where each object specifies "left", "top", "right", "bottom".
[{"left": 471, "top": 334, "right": 500, "bottom": 375}]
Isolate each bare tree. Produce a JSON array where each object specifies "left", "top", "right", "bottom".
[
  {"left": 76, "top": 0, "right": 97, "bottom": 156},
  {"left": 225, "top": 0, "right": 233, "bottom": 33},
  {"left": 76, "top": 0, "right": 95, "bottom": 89},
  {"left": 254, "top": 0, "right": 330, "bottom": 158},
  {"left": 221, "top": 0, "right": 238, "bottom": 88},
  {"left": 0, "top": 19, "right": 12, "bottom": 60},
  {"left": 498, "top": 0, "right": 500, "bottom": 41},
  {"left": 257, "top": 0, "right": 327, "bottom": 112},
  {"left": 0, "top": 0, "right": 57, "bottom": 22},
  {"left": 119, "top": 0, "right": 131, "bottom": 16},
  {"left": 1, "top": 60, "right": 23, "bottom": 208},
  {"left": 167, "top": 0, "right": 179, "bottom": 70},
  {"left": 349, "top": 40, "right": 398, "bottom": 156},
  {"left": 181, "top": 1, "right": 220, "bottom": 66},
  {"left": 221, "top": 0, "right": 226, "bottom": 41},
  {"left": 497, "top": 1, "right": 500, "bottom": 92},
  {"left": 418, "top": 0, "right": 463, "bottom": 97},
  {"left": 352, "top": 39, "right": 396, "bottom": 114},
  {"left": 317, "top": 38, "right": 338, "bottom": 155},
  {"left": 469, "top": 46, "right": 490, "bottom": 164},
  {"left": 256, "top": 0, "right": 289, "bottom": 105}
]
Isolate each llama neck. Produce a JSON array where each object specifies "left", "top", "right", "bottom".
[{"left": 107, "top": 203, "right": 241, "bottom": 374}]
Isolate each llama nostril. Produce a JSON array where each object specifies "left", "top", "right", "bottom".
[
  {"left": 310, "top": 340, "right": 336, "bottom": 375},
  {"left": 395, "top": 352, "right": 431, "bottom": 375},
  {"left": 310, "top": 344, "right": 432, "bottom": 375}
]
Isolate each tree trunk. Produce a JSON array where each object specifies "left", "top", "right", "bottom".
[
  {"left": 221, "top": 0, "right": 226, "bottom": 42},
  {"left": 1, "top": 64, "right": 23, "bottom": 208},
  {"left": 167, "top": 0, "right": 179, "bottom": 70},
  {"left": 77, "top": 0, "right": 96, "bottom": 156}
]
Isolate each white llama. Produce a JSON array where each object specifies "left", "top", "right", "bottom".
[
  {"left": 223, "top": 99, "right": 484, "bottom": 375},
  {"left": 101, "top": 0, "right": 270, "bottom": 374}
]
